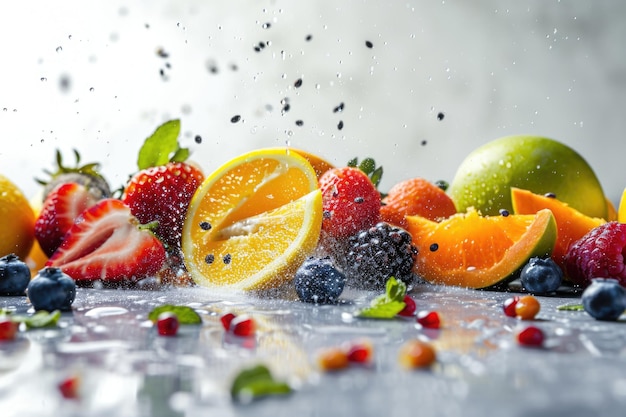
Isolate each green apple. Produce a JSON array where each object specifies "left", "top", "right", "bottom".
[{"left": 448, "top": 135, "right": 607, "bottom": 219}]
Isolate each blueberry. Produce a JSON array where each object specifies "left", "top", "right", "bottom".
[
  {"left": 27, "top": 267, "right": 76, "bottom": 311},
  {"left": 294, "top": 257, "right": 345, "bottom": 304},
  {"left": 581, "top": 278, "right": 626, "bottom": 321},
  {"left": 520, "top": 257, "right": 563, "bottom": 294},
  {"left": 0, "top": 254, "right": 31, "bottom": 296}
]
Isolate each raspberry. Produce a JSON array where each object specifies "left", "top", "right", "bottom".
[{"left": 564, "top": 222, "right": 626, "bottom": 287}]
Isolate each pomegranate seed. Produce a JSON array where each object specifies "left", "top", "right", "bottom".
[
  {"left": 345, "top": 340, "right": 374, "bottom": 364},
  {"left": 317, "top": 347, "right": 349, "bottom": 371},
  {"left": 58, "top": 375, "right": 81, "bottom": 399},
  {"left": 398, "top": 295, "right": 417, "bottom": 317},
  {"left": 0, "top": 317, "right": 18, "bottom": 341},
  {"left": 398, "top": 339, "right": 437, "bottom": 369},
  {"left": 156, "top": 312, "right": 179, "bottom": 336},
  {"left": 220, "top": 312, "right": 236, "bottom": 331},
  {"left": 517, "top": 326, "right": 545, "bottom": 347},
  {"left": 502, "top": 296, "right": 520, "bottom": 317},
  {"left": 515, "top": 295, "right": 541, "bottom": 320},
  {"left": 417, "top": 310, "right": 441, "bottom": 329},
  {"left": 230, "top": 315, "right": 256, "bottom": 337}
]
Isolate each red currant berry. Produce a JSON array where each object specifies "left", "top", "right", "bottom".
[
  {"left": 517, "top": 326, "right": 545, "bottom": 347},
  {"left": 156, "top": 312, "right": 179, "bottom": 336},
  {"left": 503, "top": 296, "right": 520, "bottom": 318},
  {"left": 0, "top": 317, "right": 18, "bottom": 341},
  {"left": 345, "top": 340, "right": 374, "bottom": 364},
  {"left": 398, "top": 295, "right": 417, "bottom": 317},
  {"left": 417, "top": 310, "right": 441, "bottom": 329},
  {"left": 230, "top": 315, "right": 256, "bottom": 337},
  {"left": 58, "top": 375, "right": 81, "bottom": 399},
  {"left": 220, "top": 312, "right": 236, "bottom": 331}
]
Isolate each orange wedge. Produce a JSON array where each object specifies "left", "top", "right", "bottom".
[
  {"left": 405, "top": 208, "right": 556, "bottom": 289},
  {"left": 511, "top": 187, "right": 605, "bottom": 268},
  {"left": 182, "top": 148, "right": 322, "bottom": 292}
]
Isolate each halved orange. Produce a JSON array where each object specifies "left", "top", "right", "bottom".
[
  {"left": 619, "top": 187, "right": 626, "bottom": 223},
  {"left": 405, "top": 208, "right": 556, "bottom": 289},
  {"left": 511, "top": 187, "right": 605, "bottom": 268},
  {"left": 267, "top": 147, "right": 334, "bottom": 179},
  {"left": 182, "top": 148, "right": 322, "bottom": 292}
]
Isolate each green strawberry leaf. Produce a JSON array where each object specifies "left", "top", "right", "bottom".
[
  {"left": 137, "top": 119, "right": 182, "bottom": 170},
  {"left": 11, "top": 310, "right": 61, "bottom": 329},
  {"left": 231, "top": 364, "right": 292, "bottom": 402},
  {"left": 148, "top": 305, "right": 202, "bottom": 324},
  {"left": 356, "top": 277, "right": 407, "bottom": 319},
  {"left": 557, "top": 303, "right": 585, "bottom": 311}
]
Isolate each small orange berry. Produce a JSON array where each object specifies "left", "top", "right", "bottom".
[
  {"left": 398, "top": 339, "right": 437, "bottom": 369},
  {"left": 317, "top": 347, "right": 350, "bottom": 371},
  {"left": 515, "top": 295, "right": 541, "bottom": 320}
]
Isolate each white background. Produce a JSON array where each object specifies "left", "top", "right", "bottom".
[{"left": 1, "top": 0, "right": 625, "bottom": 205}]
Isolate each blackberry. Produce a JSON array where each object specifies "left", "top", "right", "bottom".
[{"left": 343, "top": 222, "right": 418, "bottom": 291}]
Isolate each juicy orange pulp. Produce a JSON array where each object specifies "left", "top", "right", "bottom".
[
  {"left": 182, "top": 148, "right": 322, "bottom": 292},
  {"left": 510, "top": 187, "right": 605, "bottom": 268},
  {"left": 406, "top": 208, "right": 556, "bottom": 289},
  {"left": 0, "top": 175, "right": 35, "bottom": 260}
]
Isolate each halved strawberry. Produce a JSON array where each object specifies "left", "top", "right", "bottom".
[
  {"left": 121, "top": 161, "right": 204, "bottom": 249},
  {"left": 35, "top": 182, "right": 99, "bottom": 257},
  {"left": 46, "top": 199, "right": 166, "bottom": 283}
]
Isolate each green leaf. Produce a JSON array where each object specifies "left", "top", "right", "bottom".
[
  {"left": 137, "top": 119, "right": 182, "bottom": 170},
  {"left": 170, "top": 147, "right": 190, "bottom": 163},
  {"left": 347, "top": 157, "right": 358, "bottom": 167},
  {"left": 557, "top": 303, "right": 585, "bottom": 311},
  {"left": 12, "top": 310, "right": 61, "bottom": 329},
  {"left": 231, "top": 364, "right": 291, "bottom": 402},
  {"left": 356, "top": 277, "right": 407, "bottom": 319},
  {"left": 148, "top": 305, "right": 202, "bottom": 324},
  {"left": 370, "top": 166, "right": 383, "bottom": 188},
  {"left": 358, "top": 158, "right": 376, "bottom": 175}
]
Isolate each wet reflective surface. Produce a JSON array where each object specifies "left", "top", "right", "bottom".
[{"left": 2, "top": 284, "right": 625, "bottom": 417}]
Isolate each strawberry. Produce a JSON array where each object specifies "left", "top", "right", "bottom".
[
  {"left": 121, "top": 161, "right": 204, "bottom": 248},
  {"left": 120, "top": 119, "right": 204, "bottom": 249},
  {"left": 34, "top": 183, "right": 98, "bottom": 257},
  {"left": 318, "top": 166, "right": 381, "bottom": 239},
  {"left": 46, "top": 199, "right": 166, "bottom": 283}
]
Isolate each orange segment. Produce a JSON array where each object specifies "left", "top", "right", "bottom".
[
  {"left": 511, "top": 187, "right": 605, "bottom": 267},
  {"left": 405, "top": 208, "right": 556, "bottom": 289},
  {"left": 182, "top": 148, "right": 322, "bottom": 292}
]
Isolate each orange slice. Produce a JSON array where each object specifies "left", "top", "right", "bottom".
[
  {"left": 619, "top": 187, "right": 626, "bottom": 223},
  {"left": 267, "top": 147, "right": 334, "bottom": 179},
  {"left": 511, "top": 187, "right": 605, "bottom": 268},
  {"left": 182, "top": 148, "right": 322, "bottom": 292},
  {"left": 405, "top": 208, "right": 556, "bottom": 289}
]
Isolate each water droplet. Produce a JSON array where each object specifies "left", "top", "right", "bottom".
[
  {"left": 89, "top": 87, "right": 95, "bottom": 92},
  {"left": 40, "top": 77, "right": 47, "bottom": 82},
  {"left": 85, "top": 306, "right": 129, "bottom": 318},
  {"left": 56, "top": 46, "right": 63, "bottom": 53}
]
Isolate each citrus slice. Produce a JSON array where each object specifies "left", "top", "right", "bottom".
[
  {"left": 619, "top": 187, "right": 626, "bottom": 223},
  {"left": 0, "top": 175, "right": 35, "bottom": 259},
  {"left": 511, "top": 187, "right": 605, "bottom": 268},
  {"left": 182, "top": 148, "right": 322, "bottom": 292},
  {"left": 405, "top": 208, "right": 556, "bottom": 289}
]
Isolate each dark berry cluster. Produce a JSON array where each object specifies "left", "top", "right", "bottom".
[{"left": 343, "top": 222, "right": 417, "bottom": 291}]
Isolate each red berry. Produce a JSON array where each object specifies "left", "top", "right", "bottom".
[
  {"left": 230, "top": 315, "right": 255, "bottom": 337},
  {"left": 565, "top": 222, "right": 626, "bottom": 287},
  {"left": 345, "top": 340, "right": 374, "bottom": 364},
  {"left": 220, "top": 312, "right": 236, "bottom": 331},
  {"left": 157, "top": 312, "right": 179, "bottom": 336},
  {"left": 318, "top": 167, "right": 381, "bottom": 239},
  {"left": 0, "top": 317, "right": 18, "bottom": 341},
  {"left": 517, "top": 326, "right": 545, "bottom": 347},
  {"left": 58, "top": 375, "right": 81, "bottom": 399},
  {"left": 397, "top": 295, "right": 417, "bottom": 317},
  {"left": 417, "top": 310, "right": 441, "bottom": 329},
  {"left": 503, "top": 296, "right": 520, "bottom": 318}
]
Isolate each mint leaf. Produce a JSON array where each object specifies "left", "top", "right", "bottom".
[
  {"left": 148, "top": 305, "right": 202, "bottom": 324},
  {"left": 356, "top": 277, "right": 407, "bottom": 319},
  {"left": 557, "top": 303, "right": 585, "bottom": 311},
  {"left": 137, "top": 119, "right": 182, "bottom": 170},
  {"left": 12, "top": 310, "right": 61, "bottom": 329},
  {"left": 231, "top": 364, "right": 291, "bottom": 403}
]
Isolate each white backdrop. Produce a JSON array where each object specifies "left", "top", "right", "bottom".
[{"left": 1, "top": 0, "right": 625, "bottom": 205}]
